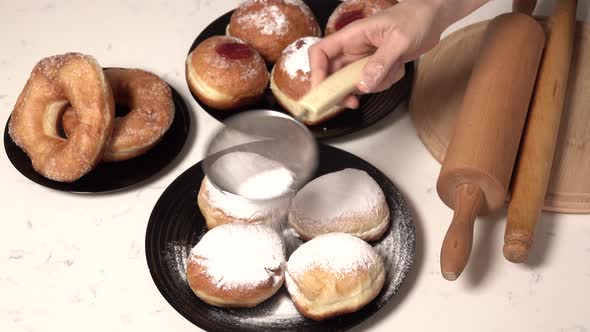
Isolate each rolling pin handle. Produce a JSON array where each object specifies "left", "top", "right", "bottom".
[
  {"left": 440, "top": 183, "right": 484, "bottom": 281},
  {"left": 503, "top": 237, "right": 531, "bottom": 263}
]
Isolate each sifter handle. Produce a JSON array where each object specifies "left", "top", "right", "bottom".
[{"left": 296, "top": 57, "right": 369, "bottom": 123}]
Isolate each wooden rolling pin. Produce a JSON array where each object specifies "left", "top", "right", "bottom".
[
  {"left": 437, "top": 13, "right": 545, "bottom": 281},
  {"left": 504, "top": 0, "right": 577, "bottom": 263},
  {"left": 513, "top": 0, "right": 537, "bottom": 15}
]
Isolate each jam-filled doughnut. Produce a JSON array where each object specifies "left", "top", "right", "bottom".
[
  {"left": 227, "top": 0, "right": 321, "bottom": 63},
  {"left": 8, "top": 53, "right": 114, "bottom": 182},
  {"left": 186, "top": 36, "right": 269, "bottom": 110},
  {"left": 326, "top": 0, "right": 397, "bottom": 35},
  {"left": 270, "top": 36, "right": 344, "bottom": 125},
  {"left": 61, "top": 68, "right": 175, "bottom": 162}
]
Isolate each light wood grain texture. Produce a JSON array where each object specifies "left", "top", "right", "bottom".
[
  {"left": 297, "top": 57, "right": 369, "bottom": 124},
  {"left": 504, "top": 0, "right": 578, "bottom": 263},
  {"left": 437, "top": 13, "right": 545, "bottom": 280},
  {"left": 440, "top": 183, "right": 483, "bottom": 281},
  {"left": 410, "top": 18, "right": 590, "bottom": 213},
  {"left": 513, "top": 0, "right": 537, "bottom": 15}
]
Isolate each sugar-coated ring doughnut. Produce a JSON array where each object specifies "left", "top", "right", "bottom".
[
  {"left": 8, "top": 53, "right": 114, "bottom": 182},
  {"left": 61, "top": 68, "right": 175, "bottom": 162}
]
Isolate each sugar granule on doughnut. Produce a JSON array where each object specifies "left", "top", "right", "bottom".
[
  {"left": 186, "top": 223, "right": 286, "bottom": 307},
  {"left": 61, "top": 68, "right": 175, "bottom": 162},
  {"left": 227, "top": 0, "right": 321, "bottom": 63},
  {"left": 198, "top": 151, "right": 294, "bottom": 229},
  {"left": 325, "top": 0, "right": 397, "bottom": 35},
  {"left": 270, "top": 36, "right": 345, "bottom": 125},
  {"left": 8, "top": 52, "right": 114, "bottom": 182},
  {"left": 288, "top": 168, "right": 390, "bottom": 241},
  {"left": 186, "top": 35, "right": 269, "bottom": 110},
  {"left": 285, "top": 232, "right": 386, "bottom": 320}
]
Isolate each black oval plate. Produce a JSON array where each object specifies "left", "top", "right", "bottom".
[
  {"left": 145, "top": 144, "right": 415, "bottom": 332},
  {"left": 3, "top": 83, "right": 190, "bottom": 193},
  {"left": 186, "top": 0, "right": 413, "bottom": 140}
]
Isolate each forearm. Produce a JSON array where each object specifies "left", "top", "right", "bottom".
[{"left": 420, "top": 0, "right": 492, "bottom": 31}]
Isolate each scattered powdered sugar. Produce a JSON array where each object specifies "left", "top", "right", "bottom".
[
  {"left": 291, "top": 168, "right": 385, "bottom": 220},
  {"left": 208, "top": 151, "right": 295, "bottom": 201},
  {"left": 237, "top": 4, "right": 289, "bottom": 36},
  {"left": 287, "top": 232, "right": 382, "bottom": 278},
  {"left": 241, "top": 65, "right": 260, "bottom": 81},
  {"left": 203, "top": 176, "right": 291, "bottom": 221},
  {"left": 236, "top": 167, "right": 294, "bottom": 200},
  {"left": 282, "top": 0, "right": 307, "bottom": 7},
  {"left": 189, "top": 223, "right": 286, "bottom": 289},
  {"left": 206, "top": 53, "right": 231, "bottom": 69},
  {"left": 280, "top": 37, "right": 320, "bottom": 80},
  {"left": 204, "top": 36, "right": 264, "bottom": 81},
  {"left": 179, "top": 171, "right": 416, "bottom": 328}
]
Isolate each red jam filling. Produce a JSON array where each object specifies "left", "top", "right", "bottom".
[
  {"left": 215, "top": 42, "right": 253, "bottom": 60},
  {"left": 334, "top": 10, "right": 365, "bottom": 31}
]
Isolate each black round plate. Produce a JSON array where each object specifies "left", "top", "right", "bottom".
[
  {"left": 145, "top": 144, "right": 415, "bottom": 332},
  {"left": 186, "top": 0, "right": 413, "bottom": 140},
  {"left": 3, "top": 83, "right": 190, "bottom": 193}
]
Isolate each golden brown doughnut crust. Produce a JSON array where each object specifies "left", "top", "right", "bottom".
[
  {"left": 186, "top": 257, "right": 284, "bottom": 307},
  {"left": 228, "top": 0, "right": 321, "bottom": 63},
  {"left": 186, "top": 223, "right": 286, "bottom": 308},
  {"left": 197, "top": 177, "right": 247, "bottom": 229},
  {"left": 325, "top": 0, "right": 397, "bottom": 35},
  {"left": 287, "top": 265, "right": 385, "bottom": 320},
  {"left": 61, "top": 68, "right": 175, "bottom": 162},
  {"left": 197, "top": 177, "right": 290, "bottom": 230},
  {"left": 285, "top": 233, "right": 386, "bottom": 320},
  {"left": 186, "top": 35, "right": 269, "bottom": 110},
  {"left": 8, "top": 53, "right": 114, "bottom": 182},
  {"left": 270, "top": 37, "right": 345, "bottom": 125}
]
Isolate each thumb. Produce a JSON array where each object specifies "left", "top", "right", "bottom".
[{"left": 358, "top": 39, "right": 405, "bottom": 93}]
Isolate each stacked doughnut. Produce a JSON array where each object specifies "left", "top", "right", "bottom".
[
  {"left": 190, "top": 163, "right": 391, "bottom": 320},
  {"left": 186, "top": 0, "right": 396, "bottom": 125},
  {"left": 8, "top": 53, "right": 175, "bottom": 182}
]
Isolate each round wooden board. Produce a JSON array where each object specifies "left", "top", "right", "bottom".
[{"left": 410, "top": 19, "right": 590, "bottom": 213}]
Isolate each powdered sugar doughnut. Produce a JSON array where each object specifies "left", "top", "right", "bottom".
[
  {"left": 228, "top": 0, "right": 321, "bottom": 63},
  {"left": 288, "top": 168, "right": 390, "bottom": 241},
  {"left": 61, "top": 68, "right": 175, "bottom": 162},
  {"left": 285, "top": 232, "right": 386, "bottom": 320},
  {"left": 326, "top": 0, "right": 397, "bottom": 35},
  {"left": 186, "top": 35, "right": 269, "bottom": 110},
  {"left": 8, "top": 53, "right": 114, "bottom": 182},
  {"left": 198, "top": 151, "right": 294, "bottom": 229},
  {"left": 270, "top": 36, "right": 344, "bottom": 125},
  {"left": 187, "top": 223, "right": 286, "bottom": 307}
]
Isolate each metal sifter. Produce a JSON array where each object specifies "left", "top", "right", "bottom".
[{"left": 202, "top": 57, "right": 369, "bottom": 201}]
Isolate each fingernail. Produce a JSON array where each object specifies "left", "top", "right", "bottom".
[{"left": 360, "top": 63, "right": 384, "bottom": 93}]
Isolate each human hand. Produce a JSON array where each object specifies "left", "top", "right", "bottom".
[{"left": 309, "top": 0, "right": 489, "bottom": 108}]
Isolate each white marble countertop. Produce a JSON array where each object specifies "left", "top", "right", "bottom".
[{"left": 1, "top": 0, "right": 590, "bottom": 331}]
